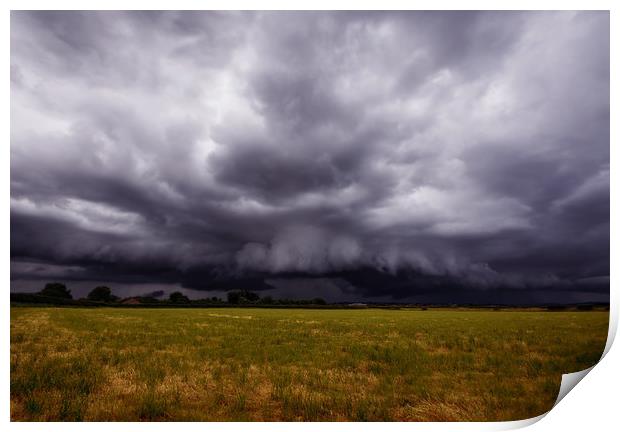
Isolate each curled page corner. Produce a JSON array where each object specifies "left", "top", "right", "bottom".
[
  {"left": 434, "top": 363, "right": 601, "bottom": 430},
  {"left": 507, "top": 365, "right": 598, "bottom": 430},
  {"left": 553, "top": 365, "right": 595, "bottom": 408},
  {"left": 547, "top": 309, "right": 615, "bottom": 414}
]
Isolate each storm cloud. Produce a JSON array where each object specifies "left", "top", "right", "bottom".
[{"left": 10, "top": 11, "right": 609, "bottom": 303}]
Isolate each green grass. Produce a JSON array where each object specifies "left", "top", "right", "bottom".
[{"left": 10, "top": 307, "right": 608, "bottom": 421}]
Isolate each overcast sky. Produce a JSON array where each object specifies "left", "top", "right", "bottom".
[{"left": 10, "top": 11, "right": 609, "bottom": 303}]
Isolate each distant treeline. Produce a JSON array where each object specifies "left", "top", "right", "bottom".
[
  {"left": 10, "top": 283, "right": 329, "bottom": 308},
  {"left": 10, "top": 282, "right": 610, "bottom": 310}
]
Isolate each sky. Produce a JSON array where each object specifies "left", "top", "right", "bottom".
[{"left": 10, "top": 11, "right": 609, "bottom": 303}]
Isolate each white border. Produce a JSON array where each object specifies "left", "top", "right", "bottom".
[{"left": 2, "top": 1, "right": 616, "bottom": 431}]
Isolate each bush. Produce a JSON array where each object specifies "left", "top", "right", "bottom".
[
  {"left": 39, "top": 283, "right": 72, "bottom": 299},
  {"left": 11, "top": 292, "right": 78, "bottom": 305}
]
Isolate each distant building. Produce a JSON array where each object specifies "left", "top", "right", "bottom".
[{"left": 119, "top": 297, "right": 142, "bottom": 305}]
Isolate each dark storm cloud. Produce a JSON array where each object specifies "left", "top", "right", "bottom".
[{"left": 11, "top": 11, "right": 609, "bottom": 302}]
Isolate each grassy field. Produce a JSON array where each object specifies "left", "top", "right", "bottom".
[{"left": 10, "top": 307, "right": 608, "bottom": 421}]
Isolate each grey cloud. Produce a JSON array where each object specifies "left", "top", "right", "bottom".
[
  {"left": 10, "top": 11, "right": 609, "bottom": 302},
  {"left": 236, "top": 225, "right": 363, "bottom": 273}
]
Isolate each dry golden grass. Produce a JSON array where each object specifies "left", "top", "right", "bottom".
[{"left": 10, "top": 307, "right": 608, "bottom": 421}]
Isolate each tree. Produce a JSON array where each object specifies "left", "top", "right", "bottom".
[
  {"left": 227, "top": 290, "right": 260, "bottom": 304},
  {"left": 39, "top": 282, "right": 72, "bottom": 299},
  {"left": 169, "top": 291, "right": 190, "bottom": 303},
  {"left": 242, "top": 290, "right": 260, "bottom": 302},
  {"left": 227, "top": 291, "right": 241, "bottom": 304},
  {"left": 87, "top": 286, "right": 117, "bottom": 302},
  {"left": 312, "top": 297, "right": 327, "bottom": 305},
  {"left": 260, "top": 295, "right": 274, "bottom": 304}
]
